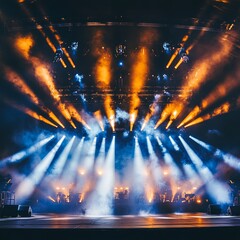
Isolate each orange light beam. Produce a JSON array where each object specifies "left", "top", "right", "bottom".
[
  {"left": 185, "top": 102, "right": 230, "bottom": 128},
  {"left": 92, "top": 31, "right": 115, "bottom": 131},
  {"left": 130, "top": 47, "right": 149, "bottom": 131},
  {"left": 5, "top": 68, "right": 40, "bottom": 105},
  {"left": 154, "top": 103, "right": 175, "bottom": 129},
  {"left": 18, "top": 2, "right": 67, "bottom": 68},
  {"left": 48, "top": 25, "right": 76, "bottom": 68},
  {"left": 4, "top": 67, "right": 65, "bottom": 128},
  {"left": 67, "top": 104, "right": 91, "bottom": 130},
  {"left": 15, "top": 35, "right": 75, "bottom": 128},
  {"left": 38, "top": 28, "right": 67, "bottom": 68},
  {"left": 12, "top": 104, "right": 58, "bottom": 128},
  {"left": 93, "top": 110, "right": 104, "bottom": 131},
  {"left": 174, "top": 58, "right": 183, "bottom": 69},
  {"left": 166, "top": 35, "right": 188, "bottom": 69},
  {"left": 178, "top": 71, "right": 240, "bottom": 128}
]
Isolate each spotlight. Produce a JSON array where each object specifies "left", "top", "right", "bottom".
[
  {"left": 118, "top": 61, "right": 124, "bottom": 67},
  {"left": 115, "top": 44, "right": 126, "bottom": 56},
  {"left": 179, "top": 47, "right": 189, "bottom": 63}
]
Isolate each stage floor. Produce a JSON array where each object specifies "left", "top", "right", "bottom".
[{"left": 1, "top": 212, "right": 240, "bottom": 239}]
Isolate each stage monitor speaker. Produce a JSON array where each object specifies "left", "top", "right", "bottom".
[
  {"left": 227, "top": 206, "right": 240, "bottom": 216},
  {"left": 1, "top": 205, "right": 19, "bottom": 217},
  {"left": 18, "top": 205, "right": 32, "bottom": 217},
  {"left": 207, "top": 204, "right": 222, "bottom": 215}
]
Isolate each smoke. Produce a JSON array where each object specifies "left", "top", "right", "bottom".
[
  {"left": 115, "top": 108, "right": 129, "bottom": 122},
  {"left": 143, "top": 120, "right": 156, "bottom": 135}
]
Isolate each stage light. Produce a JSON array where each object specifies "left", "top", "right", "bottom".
[
  {"left": 79, "top": 169, "right": 86, "bottom": 175},
  {"left": 115, "top": 44, "right": 126, "bottom": 56},
  {"left": 85, "top": 136, "right": 115, "bottom": 215},
  {"left": 179, "top": 47, "right": 189, "bottom": 63},
  {"left": 118, "top": 61, "right": 124, "bottom": 67}
]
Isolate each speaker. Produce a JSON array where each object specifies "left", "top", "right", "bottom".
[
  {"left": 1, "top": 205, "right": 19, "bottom": 217},
  {"left": 227, "top": 206, "right": 240, "bottom": 216},
  {"left": 18, "top": 205, "right": 32, "bottom": 217},
  {"left": 207, "top": 204, "right": 222, "bottom": 215}
]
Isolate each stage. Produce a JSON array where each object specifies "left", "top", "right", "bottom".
[{"left": 1, "top": 212, "right": 240, "bottom": 240}]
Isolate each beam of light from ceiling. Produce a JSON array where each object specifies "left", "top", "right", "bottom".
[
  {"left": 166, "top": 34, "right": 189, "bottom": 69},
  {"left": 133, "top": 137, "right": 148, "bottom": 198},
  {"left": 141, "top": 95, "right": 160, "bottom": 131},
  {"left": 172, "top": 2, "right": 214, "bottom": 70},
  {"left": 189, "top": 135, "right": 240, "bottom": 172},
  {"left": 130, "top": 30, "right": 158, "bottom": 131},
  {"left": 169, "top": 136, "right": 180, "bottom": 151},
  {"left": 179, "top": 136, "right": 213, "bottom": 180},
  {"left": 61, "top": 137, "right": 85, "bottom": 186},
  {"left": 9, "top": 102, "right": 58, "bottom": 128},
  {"left": 178, "top": 68, "right": 240, "bottom": 128},
  {"left": 93, "top": 110, "right": 104, "bottom": 131},
  {"left": 14, "top": 35, "right": 76, "bottom": 129},
  {"left": 174, "top": 17, "right": 217, "bottom": 69},
  {"left": 0, "top": 135, "right": 54, "bottom": 168},
  {"left": 129, "top": 47, "right": 149, "bottom": 131},
  {"left": 179, "top": 135, "right": 231, "bottom": 203},
  {"left": 38, "top": 27, "right": 67, "bottom": 68},
  {"left": 92, "top": 31, "right": 115, "bottom": 131},
  {"left": 74, "top": 137, "right": 97, "bottom": 195},
  {"left": 155, "top": 31, "right": 236, "bottom": 129},
  {"left": 154, "top": 103, "right": 177, "bottom": 129},
  {"left": 48, "top": 25, "right": 76, "bottom": 68},
  {"left": 184, "top": 102, "right": 230, "bottom": 128},
  {"left": 15, "top": 135, "right": 65, "bottom": 203},
  {"left": 182, "top": 164, "right": 203, "bottom": 192},
  {"left": 67, "top": 104, "right": 91, "bottom": 130},
  {"left": 5, "top": 68, "right": 39, "bottom": 105},
  {"left": 165, "top": 109, "right": 180, "bottom": 129},
  {"left": 86, "top": 136, "right": 115, "bottom": 215},
  {"left": 50, "top": 136, "right": 75, "bottom": 177},
  {"left": 34, "top": 1, "right": 75, "bottom": 68},
  {"left": 180, "top": 31, "right": 236, "bottom": 96},
  {"left": 95, "top": 137, "right": 106, "bottom": 173},
  {"left": 146, "top": 136, "right": 163, "bottom": 188},
  {"left": 4, "top": 67, "right": 65, "bottom": 128},
  {"left": 17, "top": 1, "right": 67, "bottom": 68},
  {"left": 156, "top": 136, "right": 182, "bottom": 181}
]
